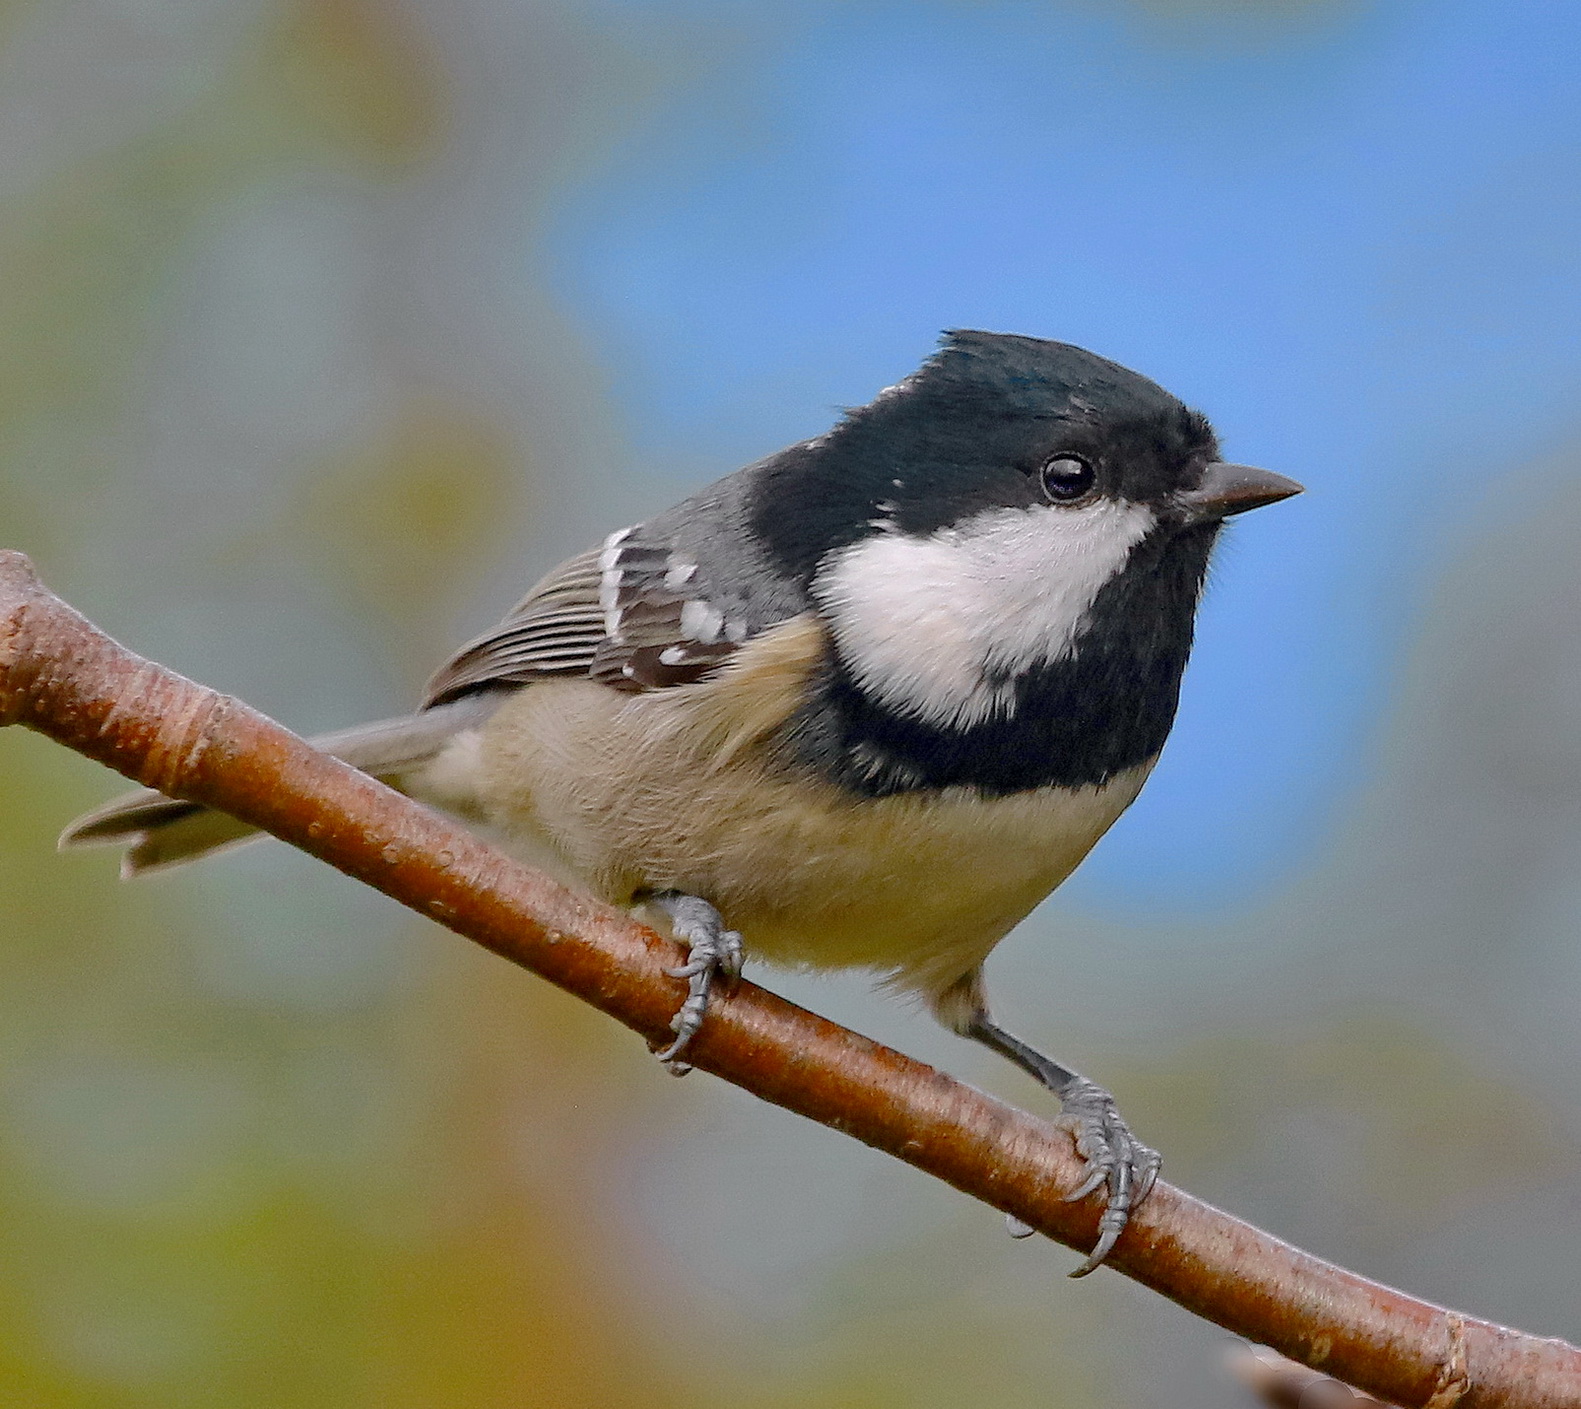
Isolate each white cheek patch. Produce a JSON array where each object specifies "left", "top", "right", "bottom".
[{"left": 812, "top": 498, "right": 1156, "bottom": 730}]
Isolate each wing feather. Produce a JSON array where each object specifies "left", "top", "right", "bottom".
[{"left": 421, "top": 528, "right": 761, "bottom": 706}]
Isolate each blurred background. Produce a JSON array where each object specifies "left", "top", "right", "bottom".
[{"left": 0, "top": 0, "right": 1578, "bottom": 1403}]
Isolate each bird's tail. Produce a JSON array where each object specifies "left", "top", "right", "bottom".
[{"left": 58, "top": 694, "right": 501, "bottom": 878}]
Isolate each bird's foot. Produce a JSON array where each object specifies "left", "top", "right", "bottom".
[
  {"left": 1055, "top": 1076, "right": 1160, "bottom": 1277},
  {"left": 651, "top": 893, "right": 743, "bottom": 1073},
  {"left": 999, "top": 1081, "right": 1159, "bottom": 1267},
  {"left": 961, "top": 1011, "right": 1159, "bottom": 1275}
]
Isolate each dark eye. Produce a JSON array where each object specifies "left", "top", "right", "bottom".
[{"left": 1039, "top": 454, "right": 1096, "bottom": 503}]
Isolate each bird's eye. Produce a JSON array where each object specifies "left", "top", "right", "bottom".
[{"left": 1039, "top": 455, "right": 1096, "bottom": 504}]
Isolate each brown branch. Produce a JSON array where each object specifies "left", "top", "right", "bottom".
[{"left": 2, "top": 547, "right": 1577, "bottom": 1409}]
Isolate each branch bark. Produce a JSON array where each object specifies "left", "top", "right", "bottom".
[{"left": 2, "top": 548, "right": 1576, "bottom": 1409}]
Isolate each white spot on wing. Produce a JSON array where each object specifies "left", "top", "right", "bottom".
[
  {"left": 680, "top": 598, "right": 724, "bottom": 644},
  {"left": 813, "top": 499, "right": 1156, "bottom": 730},
  {"left": 598, "top": 526, "right": 634, "bottom": 640}
]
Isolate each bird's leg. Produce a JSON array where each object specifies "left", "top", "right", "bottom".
[
  {"left": 649, "top": 892, "right": 743, "bottom": 1074},
  {"left": 968, "top": 1013, "right": 1161, "bottom": 1273},
  {"left": 937, "top": 972, "right": 1159, "bottom": 1276}
]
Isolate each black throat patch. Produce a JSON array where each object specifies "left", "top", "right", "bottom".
[{"left": 784, "top": 522, "right": 1218, "bottom": 797}]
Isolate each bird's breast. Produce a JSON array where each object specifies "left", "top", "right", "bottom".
[
  {"left": 685, "top": 761, "right": 1155, "bottom": 997},
  {"left": 467, "top": 621, "right": 1154, "bottom": 998}
]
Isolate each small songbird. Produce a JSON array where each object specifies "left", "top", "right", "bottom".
[{"left": 62, "top": 331, "right": 1300, "bottom": 1273}]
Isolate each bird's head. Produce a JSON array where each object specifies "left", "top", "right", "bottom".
[{"left": 754, "top": 330, "right": 1301, "bottom": 738}]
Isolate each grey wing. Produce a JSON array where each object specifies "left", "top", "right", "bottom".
[{"left": 421, "top": 526, "right": 763, "bottom": 707}]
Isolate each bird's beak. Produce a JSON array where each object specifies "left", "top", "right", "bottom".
[{"left": 1178, "top": 462, "right": 1303, "bottom": 524}]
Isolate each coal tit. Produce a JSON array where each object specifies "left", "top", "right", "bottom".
[{"left": 62, "top": 330, "right": 1301, "bottom": 1273}]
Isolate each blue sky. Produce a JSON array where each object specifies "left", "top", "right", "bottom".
[{"left": 544, "top": 0, "right": 1581, "bottom": 911}]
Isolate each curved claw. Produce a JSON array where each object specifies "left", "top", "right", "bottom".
[
  {"left": 1134, "top": 1149, "right": 1162, "bottom": 1207},
  {"left": 1063, "top": 1161, "right": 1111, "bottom": 1205},
  {"left": 1055, "top": 1078, "right": 1158, "bottom": 1277},
  {"left": 654, "top": 1013, "right": 703, "bottom": 1065},
  {"left": 1070, "top": 1203, "right": 1132, "bottom": 1278},
  {"left": 652, "top": 896, "right": 744, "bottom": 1069}
]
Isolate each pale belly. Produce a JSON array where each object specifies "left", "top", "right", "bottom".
[
  {"left": 639, "top": 767, "right": 1152, "bottom": 1000},
  {"left": 435, "top": 667, "right": 1153, "bottom": 1002}
]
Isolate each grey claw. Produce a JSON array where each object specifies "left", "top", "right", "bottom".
[
  {"left": 1055, "top": 1077, "right": 1158, "bottom": 1277},
  {"left": 1063, "top": 1162, "right": 1110, "bottom": 1205},
  {"left": 1005, "top": 1214, "right": 1037, "bottom": 1239},
  {"left": 1135, "top": 1149, "right": 1162, "bottom": 1206},
  {"left": 1070, "top": 1203, "right": 1131, "bottom": 1278},
  {"left": 652, "top": 895, "right": 743, "bottom": 1067}
]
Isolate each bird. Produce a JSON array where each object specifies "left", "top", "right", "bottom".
[{"left": 61, "top": 330, "right": 1301, "bottom": 1275}]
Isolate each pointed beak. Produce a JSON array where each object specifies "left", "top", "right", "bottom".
[{"left": 1178, "top": 462, "right": 1303, "bottom": 524}]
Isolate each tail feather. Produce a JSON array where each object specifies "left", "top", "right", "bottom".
[{"left": 59, "top": 693, "right": 502, "bottom": 877}]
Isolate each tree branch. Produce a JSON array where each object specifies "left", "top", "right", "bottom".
[{"left": 2, "top": 548, "right": 1576, "bottom": 1409}]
